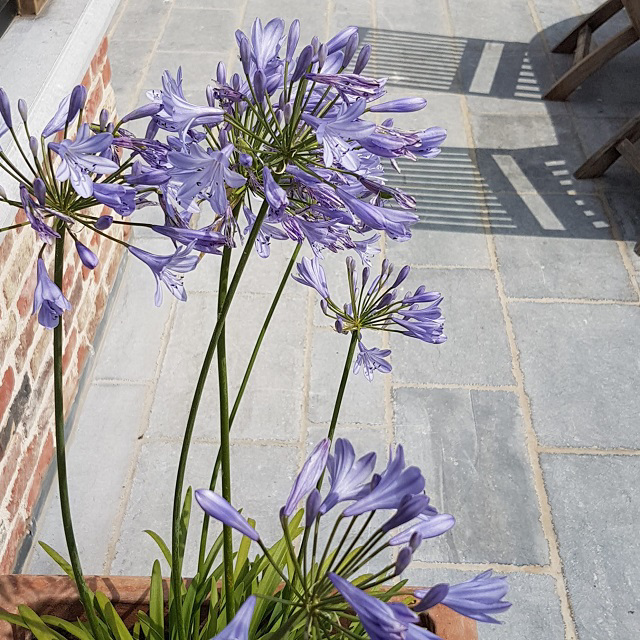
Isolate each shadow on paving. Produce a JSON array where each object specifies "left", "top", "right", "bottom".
[{"left": 357, "top": 20, "right": 640, "bottom": 244}]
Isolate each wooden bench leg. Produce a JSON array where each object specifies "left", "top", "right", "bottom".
[
  {"left": 553, "top": 0, "right": 624, "bottom": 53},
  {"left": 616, "top": 139, "right": 640, "bottom": 174},
  {"left": 575, "top": 116, "right": 640, "bottom": 178},
  {"left": 544, "top": 24, "right": 638, "bottom": 100}
]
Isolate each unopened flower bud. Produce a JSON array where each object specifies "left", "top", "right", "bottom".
[
  {"left": 276, "top": 109, "right": 283, "bottom": 125},
  {"left": 320, "top": 298, "right": 328, "bottom": 315},
  {"left": 344, "top": 33, "right": 359, "bottom": 66},
  {"left": 76, "top": 241, "right": 99, "bottom": 269},
  {"left": 34, "top": 178, "right": 46, "bottom": 206},
  {"left": 18, "top": 99, "right": 28, "bottom": 122},
  {"left": 231, "top": 73, "right": 241, "bottom": 91},
  {"left": 99, "top": 108, "right": 109, "bottom": 130},
  {"left": 335, "top": 318, "right": 344, "bottom": 333},
  {"left": 283, "top": 102, "right": 293, "bottom": 124},
  {"left": 239, "top": 37, "right": 251, "bottom": 76},
  {"left": 291, "top": 45, "right": 313, "bottom": 83},
  {"left": 216, "top": 61, "right": 227, "bottom": 85},
  {"left": 305, "top": 489, "right": 322, "bottom": 528},
  {"left": 409, "top": 531, "right": 422, "bottom": 552},
  {"left": 253, "top": 69, "right": 266, "bottom": 102},
  {"left": 239, "top": 153, "right": 252, "bottom": 167},
  {"left": 392, "top": 265, "right": 410, "bottom": 288},
  {"left": 0, "top": 88, "right": 12, "bottom": 128},
  {"left": 362, "top": 266, "right": 370, "bottom": 288},
  {"left": 354, "top": 44, "right": 371, "bottom": 74},
  {"left": 381, "top": 258, "right": 390, "bottom": 276},
  {"left": 94, "top": 215, "right": 113, "bottom": 230},
  {"left": 318, "top": 43, "right": 328, "bottom": 69},
  {"left": 285, "top": 19, "right": 300, "bottom": 62},
  {"left": 67, "top": 85, "right": 87, "bottom": 123},
  {"left": 311, "top": 36, "right": 319, "bottom": 54},
  {"left": 394, "top": 547, "right": 412, "bottom": 577},
  {"left": 206, "top": 85, "right": 216, "bottom": 107},
  {"left": 278, "top": 91, "right": 286, "bottom": 110},
  {"left": 29, "top": 136, "right": 39, "bottom": 157}
]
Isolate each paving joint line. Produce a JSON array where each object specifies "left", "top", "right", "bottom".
[
  {"left": 539, "top": 446, "right": 640, "bottom": 456},
  {"left": 409, "top": 560, "right": 554, "bottom": 575},
  {"left": 393, "top": 382, "right": 518, "bottom": 392},
  {"left": 507, "top": 296, "right": 640, "bottom": 306}
]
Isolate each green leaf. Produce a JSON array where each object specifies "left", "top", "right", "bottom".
[
  {"left": 137, "top": 612, "right": 164, "bottom": 640},
  {"left": 144, "top": 530, "right": 172, "bottom": 567},
  {"left": 38, "top": 542, "right": 74, "bottom": 580},
  {"left": 234, "top": 520, "right": 254, "bottom": 580},
  {"left": 149, "top": 560, "right": 165, "bottom": 639},
  {"left": 94, "top": 591, "right": 132, "bottom": 640},
  {"left": 17, "top": 606, "right": 66, "bottom": 640},
  {"left": 178, "top": 487, "right": 193, "bottom": 569},
  {"left": 0, "top": 609, "right": 29, "bottom": 629},
  {"left": 41, "top": 616, "right": 93, "bottom": 640}
]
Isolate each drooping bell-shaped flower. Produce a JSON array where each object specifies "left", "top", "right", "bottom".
[{"left": 33, "top": 258, "right": 71, "bottom": 329}]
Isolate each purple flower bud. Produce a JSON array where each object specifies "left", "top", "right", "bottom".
[
  {"left": 381, "top": 258, "right": 390, "bottom": 276},
  {"left": 240, "top": 37, "right": 252, "bottom": 76},
  {"left": 18, "top": 99, "right": 27, "bottom": 122},
  {"left": 217, "top": 61, "right": 227, "bottom": 85},
  {"left": 94, "top": 215, "right": 113, "bottom": 230},
  {"left": 394, "top": 547, "right": 412, "bottom": 576},
  {"left": 34, "top": 178, "right": 46, "bottom": 206},
  {"left": 239, "top": 153, "right": 252, "bottom": 167},
  {"left": 195, "top": 489, "right": 260, "bottom": 541},
  {"left": 292, "top": 45, "right": 313, "bottom": 82},
  {"left": 283, "top": 102, "right": 293, "bottom": 124},
  {"left": 369, "top": 97, "right": 427, "bottom": 113},
  {"left": 253, "top": 69, "right": 266, "bottom": 102},
  {"left": 278, "top": 91, "right": 286, "bottom": 110},
  {"left": 75, "top": 241, "right": 99, "bottom": 269},
  {"left": 286, "top": 19, "right": 300, "bottom": 62},
  {"left": 305, "top": 489, "right": 322, "bottom": 527},
  {"left": 326, "top": 26, "right": 358, "bottom": 54},
  {"left": 67, "top": 85, "right": 87, "bottom": 123},
  {"left": 282, "top": 439, "right": 330, "bottom": 517},
  {"left": 311, "top": 36, "right": 319, "bottom": 54},
  {"left": 99, "top": 108, "right": 109, "bottom": 130},
  {"left": 335, "top": 318, "right": 344, "bottom": 333},
  {"left": 392, "top": 265, "right": 410, "bottom": 288},
  {"left": 0, "top": 88, "right": 12, "bottom": 128},
  {"left": 29, "top": 136, "right": 39, "bottom": 157},
  {"left": 230, "top": 73, "right": 240, "bottom": 91},
  {"left": 206, "top": 85, "right": 216, "bottom": 107},
  {"left": 362, "top": 266, "right": 370, "bottom": 288},
  {"left": 354, "top": 44, "right": 371, "bottom": 74},
  {"left": 414, "top": 584, "right": 450, "bottom": 612},
  {"left": 219, "top": 128, "right": 228, "bottom": 147},
  {"left": 344, "top": 33, "right": 359, "bottom": 66},
  {"left": 121, "top": 102, "right": 162, "bottom": 124},
  {"left": 318, "top": 43, "right": 328, "bottom": 69},
  {"left": 409, "top": 531, "right": 422, "bottom": 552},
  {"left": 320, "top": 298, "right": 328, "bottom": 315}
]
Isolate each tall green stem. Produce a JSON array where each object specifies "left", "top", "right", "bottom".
[
  {"left": 197, "top": 242, "right": 302, "bottom": 572},
  {"left": 216, "top": 245, "right": 235, "bottom": 620},
  {"left": 53, "top": 228, "right": 102, "bottom": 639},
  {"left": 170, "top": 200, "right": 269, "bottom": 640}
]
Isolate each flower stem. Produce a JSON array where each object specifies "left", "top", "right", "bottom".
[
  {"left": 197, "top": 242, "right": 302, "bottom": 572},
  {"left": 217, "top": 244, "right": 235, "bottom": 620},
  {"left": 52, "top": 227, "right": 102, "bottom": 638},
  {"left": 170, "top": 200, "right": 269, "bottom": 640}
]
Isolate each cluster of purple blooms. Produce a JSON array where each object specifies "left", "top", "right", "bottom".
[
  {"left": 294, "top": 255, "right": 445, "bottom": 380},
  {"left": 196, "top": 438, "right": 511, "bottom": 640},
  {"left": 1, "top": 16, "right": 446, "bottom": 348}
]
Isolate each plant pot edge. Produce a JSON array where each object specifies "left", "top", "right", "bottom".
[{"left": 0, "top": 575, "right": 478, "bottom": 640}]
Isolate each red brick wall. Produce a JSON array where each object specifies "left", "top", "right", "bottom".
[{"left": 0, "top": 37, "right": 128, "bottom": 572}]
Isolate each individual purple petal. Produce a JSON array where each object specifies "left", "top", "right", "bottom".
[
  {"left": 33, "top": 178, "right": 46, "bottom": 206},
  {"left": 120, "top": 103, "right": 163, "bottom": 124},
  {"left": 326, "top": 26, "right": 358, "bottom": 54},
  {"left": 42, "top": 92, "right": 72, "bottom": 138},
  {"left": 343, "top": 445, "right": 425, "bottom": 516},
  {"left": 212, "top": 596, "right": 256, "bottom": 640},
  {"left": 285, "top": 19, "right": 300, "bottom": 62},
  {"left": 320, "top": 438, "right": 376, "bottom": 514},
  {"left": 151, "top": 224, "right": 226, "bottom": 254},
  {"left": 0, "top": 88, "right": 12, "bottom": 128},
  {"left": 413, "top": 584, "right": 449, "bottom": 612},
  {"left": 282, "top": 439, "right": 330, "bottom": 517},
  {"left": 33, "top": 258, "right": 71, "bottom": 329},
  {"left": 369, "top": 98, "right": 427, "bottom": 113},
  {"left": 353, "top": 44, "right": 371, "bottom": 74},
  {"left": 92, "top": 182, "right": 136, "bottom": 216},
  {"left": 305, "top": 488, "right": 322, "bottom": 528},
  {"left": 394, "top": 547, "right": 413, "bottom": 576},
  {"left": 291, "top": 255, "right": 330, "bottom": 299},
  {"left": 75, "top": 241, "right": 99, "bottom": 269},
  {"left": 68, "top": 85, "right": 87, "bottom": 122},
  {"left": 381, "top": 494, "right": 432, "bottom": 532},
  {"left": 195, "top": 489, "right": 260, "bottom": 541},
  {"left": 344, "top": 32, "right": 359, "bottom": 66},
  {"left": 262, "top": 166, "right": 288, "bottom": 214},
  {"left": 353, "top": 341, "right": 392, "bottom": 382},
  {"left": 389, "top": 513, "right": 455, "bottom": 546}
]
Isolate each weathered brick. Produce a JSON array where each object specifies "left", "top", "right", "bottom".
[
  {"left": 0, "top": 233, "right": 14, "bottom": 272},
  {"left": 0, "top": 367, "right": 15, "bottom": 424},
  {"left": 29, "top": 329, "right": 51, "bottom": 379},
  {"left": 0, "top": 310, "right": 18, "bottom": 363},
  {"left": 15, "top": 314, "right": 38, "bottom": 373},
  {"left": 62, "top": 328, "right": 77, "bottom": 374},
  {"left": 90, "top": 36, "right": 108, "bottom": 77},
  {"left": 81, "top": 68, "right": 92, "bottom": 91},
  {"left": 76, "top": 341, "right": 90, "bottom": 376},
  {"left": 0, "top": 372, "right": 30, "bottom": 460},
  {"left": 16, "top": 260, "right": 37, "bottom": 318},
  {"left": 25, "top": 429, "right": 54, "bottom": 515},
  {"left": 102, "top": 58, "right": 112, "bottom": 87},
  {"left": 6, "top": 432, "right": 43, "bottom": 519},
  {"left": 0, "top": 515, "right": 26, "bottom": 573},
  {"left": 0, "top": 436, "right": 24, "bottom": 500},
  {"left": 85, "top": 78, "right": 104, "bottom": 123}
]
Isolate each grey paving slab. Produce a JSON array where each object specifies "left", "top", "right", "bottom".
[
  {"left": 604, "top": 189, "right": 640, "bottom": 286},
  {"left": 308, "top": 328, "right": 387, "bottom": 425},
  {"left": 394, "top": 387, "right": 548, "bottom": 565},
  {"left": 148, "top": 290, "right": 307, "bottom": 442},
  {"left": 112, "top": 439, "right": 299, "bottom": 576},
  {"left": 157, "top": 8, "right": 239, "bottom": 53},
  {"left": 541, "top": 454, "right": 640, "bottom": 640},
  {"left": 146, "top": 51, "right": 222, "bottom": 95},
  {"left": 108, "top": 38, "right": 156, "bottom": 113},
  {"left": 510, "top": 301, "right": 640, "bottom": 448},
  {"left": 404, "top": 567, "right": 566, "bottom": 640},
  {"left": 375, "top": 0, "right": 450, "bottom": 36},
  {"left": 26, "top": 383, "right": 148, "bottom": 574},
  {"left": 390, "top": 269, "right": 514, "bottom": 386},
  {"left": 492, "top": 194, "right": 636, "bottom": 300},
  {"left": 112, "top": 0, "right": 172, "bottom": 42},
  {"left": 93, "top": 245, "right": 174, "bottom": 383},
  {"left": 448, "top": 0, "right": 539, "bottom": 41}
]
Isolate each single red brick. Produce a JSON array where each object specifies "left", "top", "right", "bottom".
[
  {"left": 62, "top": 328, "right": 77, "bottom": 374},
  {"left": 82, "top": 68, "right": 92, "bottom": 90},
  {"left": 85, "top": 78, "right": 104, "bottom": 124},
  {"left": 102, "top": 58, "right": 112, "bottom": 86},
  {"left": 76, "top": 342, "right": 90, "bottom": 375},
  {"left": 14, "top": 209, "right": 27, "bottom": 225},
  {"left": 25, "top": 430, "right": 54, "bottom": 515},
  {"left": 0, "top": 233, "right": 14, "bottom": 271},
  {"left": 0, "top": 436, "right": 23, "bottom": 497},
  {"left": 16, "top": 261, "right": 38, "bottom": 318},
  {"left": 0, "top": 366, "right": 16, "bottom": 422},
  {"left": 15, "top": 314, "right": 38, "bottom": 373},
  {"left": 0, "top": 515, "right": 26, "bottom": 573}
]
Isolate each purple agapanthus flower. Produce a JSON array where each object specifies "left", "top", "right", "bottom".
[
  {"left": 19, "top": 185, "right": 59, "bottom": 245},
  {"left": 41, "top": 86, "right": 85, "bottom": 138},
  {"left": 92, "top": 182, "right": 136, "bottom": 216},
  {"left": 282, "top": 438, "right": 330, "bottom": 517},
  {"left": 351, "top": 234, "right": 381, "bottom": 265},
  {"left": 33, "top": 258, "right": 71, "bottom": 329},
  {"left": 75, "top": 241, "right": 99, "bottom": 269},
  {"left": 369, "top": 97, "right": 427, "bottom": 113},
  {"left": 262, "top": 166, "right": 289, "bottom": 215},
  {"left": 168, "top": 143, "right": 245, "bottom": 212},
  {"left": 302, "top": 99, "right": 375, "bottom": 170},
  {"left": 320, "top": 438, "right": 376, "bottom": 514},
  {"left": 50, "top": 124, "right": 119, "bottom": 197},
  {"left": 381, "top": 494, "right": 432, "bottom": 533},
  {"left": 414, "top": 571, "right": 511, "bottom": 624},
  {"left": 151, "top": 224, "right": 227, "bottom": 254},
  {"left": 212, "top": 596, "right": 256, "bottom": 640},
  {"left": 195, "top": 489, "right": 260, "bottom": 541},
  {"left": 291, "top": 256, "right": 330, "bottom": 299},
  {"left": 343, "top": 445, "right": 425, "bottom": 517},
  {"left": 337, "top": 189, "right": 418, "bottom": 241},
  {"left": 389, "top": 513, "right": 455, "bottom": 546},
  {"left": 353, "top": 341, "right": 392, "bottom": 381},
  {"left": 329, "top": 573, "right": 440, "bottom": 640},
  {"left": 243, "top": 206, "right": 288, "bottom": 258},
  {"left": 128, "top": 243, "right": 198, "bottom": 305},
  {"left": 306, "top": 73, "right": 386, "bottom": 99}
]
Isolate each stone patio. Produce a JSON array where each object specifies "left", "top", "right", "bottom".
[{"left": 20, "top": 1, "right": 640, "bottom": 639}]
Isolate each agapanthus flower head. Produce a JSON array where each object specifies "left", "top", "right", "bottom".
[
  {"left": 33, "top": 258, "right": 71, "bottom": 329},
  {"left": 353, "top": 341, "right": 392, "bottom": 381}
]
